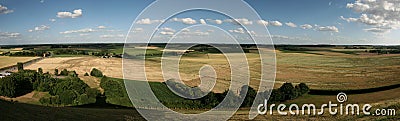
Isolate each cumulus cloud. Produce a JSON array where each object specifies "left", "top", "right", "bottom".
[
  {"left": 317, "top": 26, "right": 339, "bottom": 32},
  {"left": 0, "top": 32, "right": 20, "bottom": 38},
  {"left": 229, "top": 28, "right": 256, "bottom": 35},
  {"left": 159, "top": 27, "right": 176, "bottom": 35},
  {"left": 136, "top": 18, "right": 163, "bottom": 24},
  {"left": 343, "top": 0, "right": 400, "bottom": 33},
  {"left": 300, "top": 24, "right": 313, "bottom": 29},
  {"left": 57, "top": 9, "right": 83, "bottom": 18},
  {"left": 285, "top": 22, "right": 297, "bottom": 28},
  {"left": 269, "top": 21, "right": 283, "bottom": 26},
  {"left": 100, "top": 34, "right": 124, "bottom": 38},
  {"left": 60, "top": 28, "right": 96, "bottom": 34},
  {"left": 229, "top": 28, "right": 245, "bottom": 34},
  {"left": 207, "top": 19, "right": 223, "bottom": 24},
  {"left": 200, "top": 19, "right": 207, "bottom": 24},
  {"left": 0, "top": 5, "right": 13, "bottom": 14},
  {"left": 29, "top": 25, "right": 50, "bottom": 32},
  {"left": 257, "top": 20, "right": 269, "bottom": 26},
  {"left": 171, "top": 18, "right": 197, "bottom": 24},
  {"left": 97, "top": 26, "right": 106, "bottom": 29},
  {"left": 225, "top": 18, "right": 253, "bottom": 25}
]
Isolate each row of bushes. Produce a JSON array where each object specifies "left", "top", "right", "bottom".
[{"left": 99, "top": 76, "right": 310, "bottom": 109}]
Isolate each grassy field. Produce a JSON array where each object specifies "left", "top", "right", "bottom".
[{"left": 0, "top": 56, "right": 39, "bottom": 69}]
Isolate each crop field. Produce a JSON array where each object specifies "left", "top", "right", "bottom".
[
  {"left": 2, "top": 45, "right": 400, "bottom": 120},
  {"left": 0, "top": 56, "right": 39, "bottom": 69},
  {"left": 21, "top": 47, "right": 400, "bottom": 92}
]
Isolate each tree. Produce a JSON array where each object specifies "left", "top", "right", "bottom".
[
  {"left": 90, "top": 68, "right": 103, "bottom": 77},
  {"left": 17, "top": 62, "right": 24, "bottom": 71},
  {"left": 279, "top": 83, "right": 296, "bottom": 100},
  {"left": 60, "top": 69, "right": 68, "bottom": 76},
  {"left": 84, "top": 72, "right": 89, "bottom": 76},
  {"left": 59, "top": 90, "right": 77, "bottom": 105},
  {"left": 297, "top": 83, "right": 309, "bottom": 95},
  {"left": 54, "top": 69, "right": 59, "bottom": 76},
  {"left": 38, "top": 68, "right": 43, "bottom": 74}
]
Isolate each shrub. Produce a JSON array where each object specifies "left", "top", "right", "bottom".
[
  {"left": 90, "top": 68, "right": 103, "bottom": 77},
  {"left": 54, "top": 69, "right": 59, "bottom": 76},
  {"left": 84, "top": 72, "right": 89, "bottom": 76},
  {"left": 60, "top": 69, "right": 68, "bottom": 76}
]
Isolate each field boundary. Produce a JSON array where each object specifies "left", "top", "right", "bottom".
[
  {"left": 309, "top": 83, "right": 400, "bottom": 95},
  {"left": 0, "top": 57, "right": 43, "bottom": 73}
]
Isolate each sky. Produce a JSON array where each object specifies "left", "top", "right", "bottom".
[{"left": 0, "top": 0, "right": 399, "bottom": 45}]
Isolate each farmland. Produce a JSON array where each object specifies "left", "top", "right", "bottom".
[
  {"left": 17, "top": 45, "right": 400, "bottom": 92},
  {"left": 0, "top": 56, "right": 39, "bottom": 69},
  {"left": 1, "top": 44, "right": 400, "bottom": 120}
]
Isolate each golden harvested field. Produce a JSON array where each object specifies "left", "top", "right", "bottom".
[
  {"left": 25, "top": 57, "right": 124, "bottom": 78},
  {"left": 24, "top": 49, "right": 400, "bottom": 92},
  {"left": 0, "top": 56, "right": 40, "bottom": 69}
]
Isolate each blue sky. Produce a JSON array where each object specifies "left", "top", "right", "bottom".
[{"left": 0, "top": 0, "right": 399, "bottom": 45}]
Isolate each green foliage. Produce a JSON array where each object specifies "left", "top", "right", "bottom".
[
  {"left": 100, "top": 77, "right": 131, "bottom": 107},
  {"left": 17, "top": 62, "right": 24, "bottom": 71},
  {"left": 90, "top": 68, "right": 103, "bottom": 77},
  {"left": 84, "top": 72, "right": 89, "bottom": 76},
  {"left": 54, "top": 69, "right": 59, "bottom": 76},
  {"left": 34, "top": 72, "right": 97, "bottom": 106},
  {"left": 59, "top": 90, "right": 77, "bottom": 105},
  {"left": 0, "top": 70, "right": 34, "bottom": 97},
  {"left": 279, "top": 83, "right": 297, "bottom": 100},
  {"left": 38, "top": 68, "right": 43, "bottom": 74},
  {"left": 59, "top": 69, "right": 68, "bottom": 76}
]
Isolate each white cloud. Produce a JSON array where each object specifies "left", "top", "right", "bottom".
[
  {"left": 136, "top": 18, "right": 163, "bottom": 24},
  {"left": 49, "top": 19, "right": 56, "bottom": 22},
  {"left": 60, "top": 28, "right": 96, "bottom": 34},
  {"left": 300, "top": 24, "right": 313, "bottom": 29},
  {"left": 364, "top": 27, "right": 391, "bottom": 33},
  {"left": 285, "top": 22, "right": 297, "bottom": 28},
  {"left": 172, "top": 18, "right": 197, "bottom": 24},
  {"left": 100, "top": 34, "right": 124, "bottom": 38},
  {"left": 35, "top": 25, "right": 50, "bottom": 31},
  {"left": 269, "top": 35, "right": 311, "bottom": 41},
  {"left": 159, "top": 27, "right": 176, "bottom": 35},
  {"left": 200, "top": 19, "right": 207, "bottom": 24},
  {"left": 257, "top": 20, "right": 269, "bottom": 26},
  {"left": 229, "top": 28, "right": 245, "bottom": 34},
  {"left": 269, "top": 21, "right": 283, "bottom": 26},
  {"left": 0, "top": 5, "right": 13, "bottom": 14},
  {"left": 57, "top": 9, "right": 83, "bottom": 18},
  {"left": 228, "top": 28, "right": 256, "bottom": 36},
  {"left": 0, "top": 32, "right": 20, "bottom": 38},
  {"left": 225, "top": 18, "right": 253, "bottom": 25},
  {"left": 97, "top": 26, "right": 106, "bottom": 29},
  {"left": 317, "top": 26, "right": 339, "bottom": 32},
  {"left": 343, "top": 0, "right": 400, "bottom": 34},
  {"left": 207, "top": 19, "right": 223, "bottom": 24},
  {"left": 29, "top": 25, "right": 50, "bottom": 32}
]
